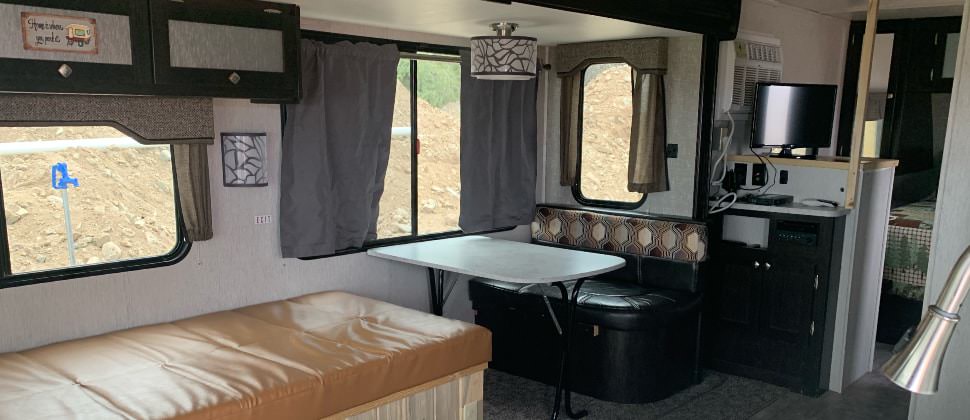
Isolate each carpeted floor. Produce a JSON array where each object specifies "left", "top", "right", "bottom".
[{"left": 484, "top": 369, "right": 790, "bottom": 420}]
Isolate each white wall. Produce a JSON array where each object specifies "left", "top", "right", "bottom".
[
  {"left": 911, "top": 1, "right": 970, "bottom": 418},
  {"left": 0, "top": 20, "right": 531, "bottom": 354},
  {"left": 738, "top": 0, "right": 852, "bottom": 154}
]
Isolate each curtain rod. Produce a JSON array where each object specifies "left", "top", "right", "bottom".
[{"left": 400, "top": 52, "right": 461, "bottom": 63}]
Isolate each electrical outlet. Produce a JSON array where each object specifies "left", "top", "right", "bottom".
[
  {"left": 666, "top": 144, "right": 679, "bottom": 159},
  {"left": 752, "top": 164, "right": 768, "bottom": 186},
  {"left": 255, "top": 215, "right": 273, "bottom": 225},
  {"left": 780, "top": 170, "right": 790, "bottom": 185},
  {"left": 734, "top": 163, "right": 748, "bottom": 186}
]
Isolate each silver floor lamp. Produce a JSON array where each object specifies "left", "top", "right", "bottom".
[{"left": 882, "top": 245, "right": 970, "bottom": 394}]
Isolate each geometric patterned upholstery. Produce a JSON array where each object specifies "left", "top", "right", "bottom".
[{"left": 531, "top": 206, "right": 708, "bottom": 263}]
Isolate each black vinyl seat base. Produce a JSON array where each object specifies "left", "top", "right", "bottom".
[
  {"left": 470, "top": 278, "right": 701, "bottom": 330},
  {"left": 470, "top": 277, "right": 702, "bottom": 404}
]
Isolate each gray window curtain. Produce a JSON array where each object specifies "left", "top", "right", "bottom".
[
  {"left": 280, "top": 40, "right": 399, "bottom": 258},
  {"left": 559, "top": 73, "right": 582, "bottom": 187},
  {"left": 458, "top": 50, "right": 538, "bottom": 232},
  {"left": 628, "top": 72, "right": 669, "bottom": 193},
  {"left": 0, "top": 94, "right": 215, "bottom": 242}
]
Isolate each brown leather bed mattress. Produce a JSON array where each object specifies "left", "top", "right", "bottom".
[{"left": 0, "top": 291, "right": 491, "bottom": 419}]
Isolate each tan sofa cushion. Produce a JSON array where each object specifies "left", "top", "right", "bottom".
[{"left": 0, "top": 292, "right": 491, "bottom": 419}]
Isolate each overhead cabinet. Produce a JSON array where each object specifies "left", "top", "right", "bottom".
[
  {"left": 149, "top": 0, "right": 300, "bottom": 101},
  {"left": 0, "top": 0, "right": 153, "bottom": 95},
  {"left": 0, "top": 0, "right": 300, "bottom": 101}
]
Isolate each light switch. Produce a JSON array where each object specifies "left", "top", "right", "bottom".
[{"left": 255, "top": 215, "right": 273, "bottom": 225}]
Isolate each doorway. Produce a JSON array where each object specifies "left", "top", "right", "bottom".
[{"left": 837, "top": 15, "right": 961, "bottom": 365}]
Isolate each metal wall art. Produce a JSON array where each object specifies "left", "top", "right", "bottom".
[{"left": 221, "top": 132, "right": 267, "bottom": 187}]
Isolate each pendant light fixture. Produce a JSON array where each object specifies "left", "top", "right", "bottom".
[{"left": 470, "top": 22, "right": 537, "bottom": 80}]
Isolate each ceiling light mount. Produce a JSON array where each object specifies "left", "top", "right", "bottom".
[
  {"left": 470, "top": 21, "right": 538, "bottom": 81},
  {"left": 490, "top": 22, "right": 519, "bottom": 37}
]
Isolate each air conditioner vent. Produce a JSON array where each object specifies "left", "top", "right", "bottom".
[
  {"left": 731, "top": 65, "right": 782, "bottom": 108},
  {"left": 717, "top": 32, "right": 784, "bottom": 116},
  {"left": 746, "top": 42, "right": 782, "bottom": 64}
]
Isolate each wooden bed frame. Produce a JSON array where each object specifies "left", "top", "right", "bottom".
[{"left": 324, "top": 364, "right": 487, "bottom": 420}]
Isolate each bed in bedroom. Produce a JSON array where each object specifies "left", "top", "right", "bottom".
[{"left": 877, "top": 199, "right": 935, "bottom": 343}]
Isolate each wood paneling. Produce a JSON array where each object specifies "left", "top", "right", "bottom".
[
  {"left": 728, "top": 155, "right": 899, "bottom": 171},
  {"left": 846, "top": 0, "right": 882, "bottom": 209},
  {"left": 334, "top": 365, "right": 486, "bottom": 420}
]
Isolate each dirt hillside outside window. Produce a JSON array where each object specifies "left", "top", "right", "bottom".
[
  {"left": 376, "top": 58, "right": 461, "bottom": 240},
  {"left": 579, "top": 63, "right": 645, "bottom": 205},
  {"left": 0, "top": 126, "right": 179, "bottom": 275}
]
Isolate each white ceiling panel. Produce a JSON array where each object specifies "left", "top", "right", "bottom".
[{"left": 290, "top": 0, "right": 690, "bottom": 45}]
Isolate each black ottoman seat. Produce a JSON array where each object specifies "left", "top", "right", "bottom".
[{"left": 470, "top": 277, "right": 702, "bottom": 330}]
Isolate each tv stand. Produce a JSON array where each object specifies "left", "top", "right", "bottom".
[{"left": 770, "top": 146, "right": 817, "bottom": 160}]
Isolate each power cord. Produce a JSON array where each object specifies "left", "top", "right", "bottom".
[
  {"left": 710, "top": 193, "right": 737, "bottom": 214},
  {"left": 747, "top": 145, "right": 778, "bottom": 196},
  {"left": 709, "top": 112, "right": 738, "bottom": 215},
  {"left": 711, "top": 112, "right": 735, "bottom": 188}
]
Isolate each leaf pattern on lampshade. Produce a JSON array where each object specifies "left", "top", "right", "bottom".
[{"left": 470, "top": 37, "right": 537, "bottom": 77}]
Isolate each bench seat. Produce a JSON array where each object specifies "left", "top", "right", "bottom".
[
  {"left": 469, "top": 205, "right": 708, "bottom": 404},
  {"left": 0, "top": 292, "right": 491, "bottom": 419}
]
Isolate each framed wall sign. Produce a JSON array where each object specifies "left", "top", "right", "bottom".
[
  {"left": 221, "top": 133, "right": 268, "bottom": 187},
  {"left": 21, "top": 12, "right": 99, "bottom": 55}
]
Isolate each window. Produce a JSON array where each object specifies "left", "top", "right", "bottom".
[
  {"left": 375, "top": 56, "right": 462, "bottom": 241},
  {"left": 0, "top": 126, "right": 186, "bottom": 286},
  {"left": 575, "top": 62, "right": 646, "bottom": 207}
]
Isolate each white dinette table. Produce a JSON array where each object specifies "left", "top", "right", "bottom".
[{"left": 367, "top": 235, "right": 626, "bottom": 420}]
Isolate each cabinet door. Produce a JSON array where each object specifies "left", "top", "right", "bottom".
[
  {"left": 906, "top": 18, "right": 961, "bottom": 92},
  {"left": 718, "top": 249, "right": 763, "bottom": 328},
  {"left": 929, "top": 19, "right": 961, "bottom": 92},
  {"left": 149, "top": 0, "right": 300, "bottom": 101},
  {"left": 761, "top": 260, "right": 816, "bottom": 341},
  {"left": 705, "top": 245, "right": 767, "bottom": 369},
  {"left": 759, "top": 259, "right": 818, "bottom": 382},
  {"left": 0, "top": 0, "right": 152, "bottom": 94}
]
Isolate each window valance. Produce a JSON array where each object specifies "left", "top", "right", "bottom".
[
  {"left": 555, "top": 38, "right": 669, "bottom": 76},
  {"left": 0, "top": 94, "right": 214, "bottom": 145}
]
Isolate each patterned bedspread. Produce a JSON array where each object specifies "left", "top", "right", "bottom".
[{"left": 884, "top": 200, "right": 935, "bottom": 301}]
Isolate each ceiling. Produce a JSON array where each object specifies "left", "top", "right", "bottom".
[
  {"left": 774, "top": 0, "right": 963, "bottom": 19},
  {"left": 289, "top": 0, "right": 690, "bottom": 45}
]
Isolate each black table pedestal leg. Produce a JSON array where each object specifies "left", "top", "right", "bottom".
[
  {"left": 427, "top": 268, "right": 444, "bottom": 316},
  {"left": 551, "top": 279, "right": 588, "bottom": 420}
]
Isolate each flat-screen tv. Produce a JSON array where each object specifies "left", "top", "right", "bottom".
[{"left": 750, "top": 83, "right": 838, "bottom": 158}]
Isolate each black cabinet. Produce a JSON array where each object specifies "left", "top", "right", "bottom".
[
  {"left": 704, "top": 211, "right": 844, "bottom": 395},
  {"left": 905, "top": 18, "right": 962, "bottom": 92},
  {"left": 0, "top": 0, "right": 300, "bottom": 101},
  {"left": 149, "top": 0, "right": 300, "bottom": 101},
  {"left": 0, "top": 0, "right": 153, "bottom": 95}
]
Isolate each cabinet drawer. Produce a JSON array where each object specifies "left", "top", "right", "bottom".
[
  {"left": 0, "top": 0, "right": 152, "bottom": 94},
  {"left": 149, "top": 0, "right": 300, "bottom": 101}
]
